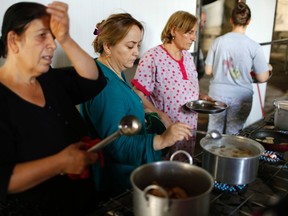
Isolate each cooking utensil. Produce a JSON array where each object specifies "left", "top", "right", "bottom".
[
  {"left": 274, "top": 100, "right": 288, "bottom": 130},
  {"left": 130, "top": 150, "right": 213, "bottom": 216},
  {"left": 200, "top": 135, "right": 264, "bottom": 185},
  {"left": 185, "top": 100, "right": 228, "bottom": 114},
  {"left": 87, "top": 115, "right": 142, "bottom": 152},
  {"left": 193, "top": 129, "right": 222, "bottom": 139},
  {"left": 249, "top": 129, "right": 288, "bottom": 152}
]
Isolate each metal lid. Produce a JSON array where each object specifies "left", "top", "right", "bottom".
[{"left": 274, "top": 100, "right": 288, "bottom": 110}]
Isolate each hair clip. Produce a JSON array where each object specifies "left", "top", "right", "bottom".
[{"left": 93, "top": 28, "right": 99, "bottom": 36}]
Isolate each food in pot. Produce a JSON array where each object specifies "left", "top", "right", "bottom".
[
  {"left": 206, "top": 143, "right": 253, "bottom": 157},
  {"left": 148, "top": 181, "right": 188, "bottom": 199}
]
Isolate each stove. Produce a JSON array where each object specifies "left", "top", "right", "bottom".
[{"left": 89, "top": 113, "right": 288, "bottom": 216}]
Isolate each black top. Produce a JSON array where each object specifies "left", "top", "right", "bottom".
[{"left": 0, "top": 67, "right": 107, "bottom": 216}]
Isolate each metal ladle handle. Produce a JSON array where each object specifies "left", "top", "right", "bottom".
[
  {"left": 87, "top": 115, "right": 142, "bottom": 152},
  {"left": 87, "top": 131, "right": 121, "bottom": 152},
  {"left": 193, "top": 130, "right": 208, "bottom": 136},
  {"left": 192, "top": 129, "right": 222, "bottom": 139}
]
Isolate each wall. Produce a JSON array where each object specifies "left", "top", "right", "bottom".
[
  {"left": 275, "top": 0, "right": 288, "bottom": 31},
  {"left": 0, "top": 0, "right": 196, "bottom": 67},
  {"left": 244, "top": 0, "right": 276, "bottom": 127}
]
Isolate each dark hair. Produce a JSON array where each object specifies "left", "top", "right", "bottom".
[
  {"left": 0, "top": 2, "right": 49, "bottom": 58},
  {"left": 93, "top": 13, "right": 144, "bottom": 54},
  {"left": 231, "top": 2, "right": 251, "bottom": 26},
  {"left": 161, "top": 11, "right": 197, "bottom": 44}
]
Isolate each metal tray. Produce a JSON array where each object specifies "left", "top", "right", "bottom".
[
  {"left": 185, "top": 100, "right": 228, "bottom": 114},
  {"left": 249, "top": 129, "right": 288, "bottom": 152}
]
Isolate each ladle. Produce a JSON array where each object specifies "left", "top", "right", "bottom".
[
  {"left": 193, "top": 129, "right": 222, "bottom": 139},
  {"left": 87, "top": 115, "right": 142, "bottom": 152}
]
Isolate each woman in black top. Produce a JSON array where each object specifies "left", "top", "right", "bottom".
[{"left": 0, "top": 2, "right": 106, "bottom": 215}]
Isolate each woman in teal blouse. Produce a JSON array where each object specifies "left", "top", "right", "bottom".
[{"left": 80, "top": 13, "right": 192, "bottom": 200}]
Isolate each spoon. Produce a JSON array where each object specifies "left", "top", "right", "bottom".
[
  {"left": 87, "top": 115, "right": 142, "bottom": 152},
  {"left": 193, "top": 129, "right": 222, "bottom": 139}
]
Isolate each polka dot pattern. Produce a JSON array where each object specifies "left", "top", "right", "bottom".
[{"left": 133, "top": 45, "right": 200, "bottom": 158}]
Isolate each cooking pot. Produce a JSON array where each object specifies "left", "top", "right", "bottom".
[
  {"left": 200, "top": 135, "right": 264, "bottom": 185},
  {"left": 130, "top": 151, "right": 214, "bottom": 216},
  {"left": 274, "top": 100, "right": 288, "bottom": 130}
]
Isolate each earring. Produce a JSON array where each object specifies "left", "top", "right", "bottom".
[
  {"left": 106, "top": 51, "right": 111, "bottom": 58},
  {"left": 172, "top": 36, "right": 175, "bottom": 40}
]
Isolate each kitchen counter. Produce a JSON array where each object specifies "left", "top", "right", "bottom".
[{"left": 90, "top": 113, "right": 288, "bottom": 216}]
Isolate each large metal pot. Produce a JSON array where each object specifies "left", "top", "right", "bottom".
[
  {"left": 200, "top": 135, "right": 264, "bottom": 185},
  {"left": 130, "top": 151, "right": 214, "bottom": 216},
  {"left": 274, "top": 100, "right": 288, "bottom": 130}
]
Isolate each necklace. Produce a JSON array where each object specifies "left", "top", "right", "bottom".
[{"left": 98, "top": 56, "right": 123, "bottom": 80}]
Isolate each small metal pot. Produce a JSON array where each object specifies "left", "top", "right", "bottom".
[
  {"left": 130, "top": 151, "right": 214, "bottom": 216},
  {"left": 274, "top": 100, "right": 288, "bottom": 130},
  {"left": 200, "top": 135, "right": 264, "bottom": 185}
]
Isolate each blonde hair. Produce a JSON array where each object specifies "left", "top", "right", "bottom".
[{"left": 161, "top": 11, "right": 197, "bottom": 43}]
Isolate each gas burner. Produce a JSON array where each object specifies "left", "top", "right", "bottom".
[
  {"left": 213, "top": 181, "right": 247, "bottom": 194},
  {"left": 260, "top": 150, "right": 283, "bottom": 163}
]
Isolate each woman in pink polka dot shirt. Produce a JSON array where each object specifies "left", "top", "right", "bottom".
[{"left": 131, "top": 10, "right": 211, "bottom": 160}]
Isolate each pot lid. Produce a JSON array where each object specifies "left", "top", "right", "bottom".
[{"left": 274, "top": 100, "right": 288, "bottom": 110}]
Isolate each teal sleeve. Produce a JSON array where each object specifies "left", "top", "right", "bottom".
[{"left": 80, "top": 77, "right": 162, "bottom": 165}]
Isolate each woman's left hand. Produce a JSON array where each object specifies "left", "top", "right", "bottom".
[
  {"left": 46, "top": 1, "right": 69, "bottom": 44},
  {"left": 199, "top": 93, "right": 214, "bottom": 102},
  {"left": 153, "top": 122, "right": 192, "bottom": 150}
]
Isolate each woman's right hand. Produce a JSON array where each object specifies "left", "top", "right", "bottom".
[
  {"left": 153, "top": 122, "right": 192, "bottom": 150},
  {"left": 8, "top": 141, "right": 98, "bottom": 193},
  {"left": 46, "top": 1, "right": 70, "bottom": 44},
  {"left": 58, "top": 142, "right": 98, "bottom": 175}
]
